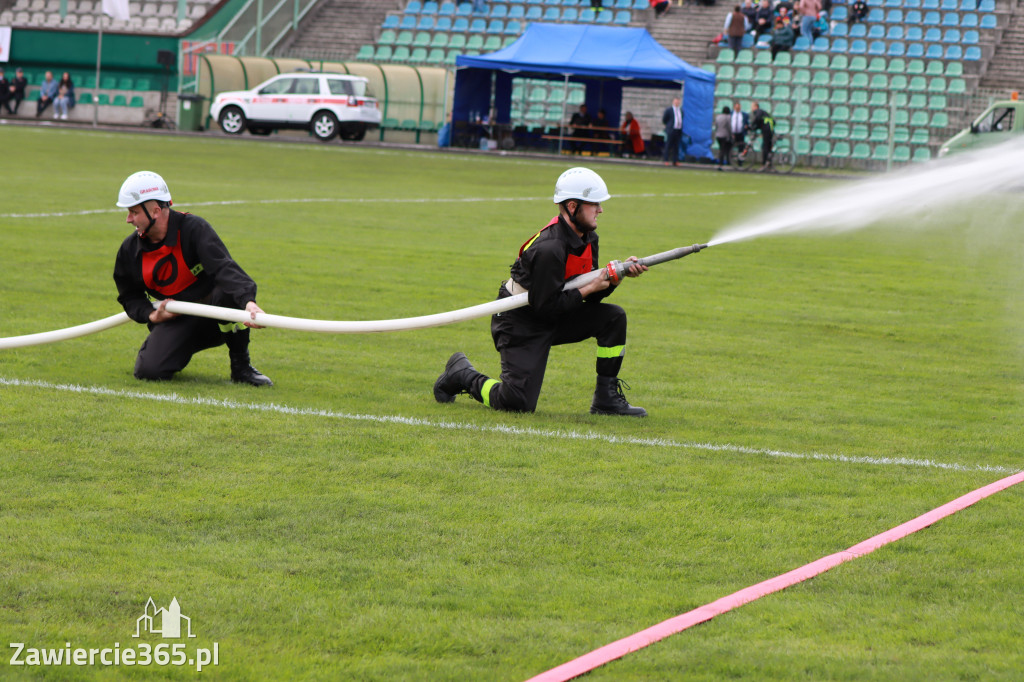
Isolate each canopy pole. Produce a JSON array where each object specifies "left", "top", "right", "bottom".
[{"left": 558, "top": 73, "right": 568, "bottom": 156}]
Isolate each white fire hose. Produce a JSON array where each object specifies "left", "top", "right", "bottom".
[{"left": 0, "top": 245, "right": 706, "bottom": 350}]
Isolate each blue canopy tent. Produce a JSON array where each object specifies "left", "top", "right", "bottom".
[{"left": 453, "top": 23, "right": 716, "bottom": 159}]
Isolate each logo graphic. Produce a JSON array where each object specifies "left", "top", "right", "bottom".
[{"left": 133, "top": 598, "right": 196, "bottom": 639}]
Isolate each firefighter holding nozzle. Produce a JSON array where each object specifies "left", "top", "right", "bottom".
[{"left": 434, "top": 167, "right": 648, "bottom": 416}]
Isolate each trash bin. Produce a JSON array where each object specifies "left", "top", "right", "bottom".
[{"left": 177, "top": 93, "right": 205, "bottom": 131}]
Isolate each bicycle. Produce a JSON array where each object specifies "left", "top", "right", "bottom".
[{"left": 728, "top": 131, "right": 796, "bottom": 174}]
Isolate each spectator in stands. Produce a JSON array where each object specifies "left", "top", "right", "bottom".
[
  {"left": 590, "top": 0, "right": 605, "bottom": 12},
  {"left": 811, "top": 10, "right": 828, "bottom": 38},
  {"left": 662, "top": 96, "right": 684, "bottom": 166},
  {"left": 723, "top": 5, "right": 750, "bottom": 52},
  {"left": 730, "top": 100, "right": 749, "bottom": 146},
  {"left": 741, "top": 0, "right": 757, "bottom": 25},
  {"left": 569, "top": 103, "right": 592, "bottom": 154},
  {"left": 7, "top": 67, "right": 27, "bottom": 115},
  {"left": 771, "top": 11, "right": 796, "bottom": 58},
  {"left": 620, "top": 111, "right": 645, "bottom": 158},
  {"left": 714, "top": 105, "right": 732, "bottom": 168},
  {"left": 848, "top": 0, "right": 867, "bottom": 23},
  {"left": 750, "top": 101, "right": 775, "bottom": 170},
  {"left": 53, "top": 72, "right": 75, "bottom": 121},
  {"left": 0, "top": 68, "right": 9, "bottom": 116},
  {"left": 593, "top": 108, "right": 612, "bottom": 144},
  {"left": 36, "top": 70, "right": 58, "bottom": 118},
  {"left": 797, "top": 0, "right": 820, "bottom": 38},
  {"left": 650, "top": 0, "right": 670, "bottom": 18},
  {"left": 753, "top": 0, "right": 774, "bottom": 37}
]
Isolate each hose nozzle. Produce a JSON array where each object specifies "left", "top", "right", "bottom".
[{"left": 605, "top": 243, "right": 708, "bottom": 284}]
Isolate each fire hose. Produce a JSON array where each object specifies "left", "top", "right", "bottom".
[{"left": 0, "top": 244, "right": 706, "bottom": 349}]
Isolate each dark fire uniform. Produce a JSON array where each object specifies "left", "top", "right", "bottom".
[
  {"left": 113, "top": 210, "right": 259, "bottom": 380},
  {"left": 481, "top": 215, "right": 629, "bottom": 412}
]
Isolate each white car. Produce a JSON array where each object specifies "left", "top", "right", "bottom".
[{"left": 209, "top": 72, "right": 382, "bottom": 142}]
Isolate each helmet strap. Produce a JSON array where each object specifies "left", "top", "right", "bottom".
[{"left": 137, "top": 201, "right": 165, "bottom": 238}]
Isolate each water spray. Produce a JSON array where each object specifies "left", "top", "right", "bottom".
[{"left": 0, "top": 244, "right": 709, "bottom": 348}]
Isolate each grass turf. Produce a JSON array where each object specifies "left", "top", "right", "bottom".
[{"left": 1, "top": 126, "right": 1022, "bottom": 680}]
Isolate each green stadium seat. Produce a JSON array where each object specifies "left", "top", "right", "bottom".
[
  {"left": 772, "top": 85, "right": 791, "bottom": 102},
  {"left": 811, "top": 54, "right": 829, "bottom": 70},
  {"left": 116, "top": 77, "right": 133, "bottom": 90},
  {"left": 773, "top": 68, "right": 791, "bottom": 84},
  {"left": 912, "top": 147, "right": 931, "bottom": 162},
  {"left": 930, "top": 112, "right": 949, "bottom": 127},
  {"left": 774, "top": 51, "right": 792, "bottom": 66},
  {"left": 872, "top": 144, "right": 890, "bottom": 161},
  {"left": 135, "top": 78, "right": 151, "bottom": 91},
  {"left": 734, "top": 49, "right": 753, "bottom": 64},
  {"left": 887, "top": 58, "right": 906, "bottom": 74},
  {"left": 850, "top": 124, "right": 869, "bottom": 141},
  {"left": 831, "top": 122, "right": 850, "bottom": 139},
  {"left": 868, "top": 91, "right": 888, "bottom": 107},
  {"left": 357, "top": 44, "right": 375, "bottom": 60},
  {"left": 870, "top": 108, "right": 889, "bottom": 125},
  {"left": 811, "top": 140, "right": 831, "bottom": 156},
  {"left": 374, "top": 45, "right": 394, "bottom": 60},
  {"left": 112, "top": 94, "right": 127, "bottom": 106},
  {"left": 792, "top": 52, "right": 811, "bottom": 67},
  {"left": 832, "top": 141, "right": 851, "bottom": 160},
  {"left": 830, "top": 89, "right": 849, "bottom": 105},
  {"left": 395, "top": 31, "right": 414, "bottom": 45},
  {"left": 379, "top": 30, "right": 397, "bottom": 44},
  {"left": 906, "top": 59, "right": 925, "bottom": 75},
  {"left": 908, "top": 76, "right": 927, "bottom": 91},
  {"left": 851, "top": 107, "right": 870, "bottom": 123},
  {"left": 392, "top": 46, "right": 411, "bottom": 61},
  {"left": 100, "top": 75, "right": 117, "bottom": 89},
  {"left": 426, "top": 48, "right": 445, "bottom": 64},
  {"left": 947, "top": 78, "right": 966, "bottom": 94},
  {"left": 911, "top": 128, "right": 930, "bottom": 144},
  {"left": 850, "top": 73, "right": 869, "bottom": 89},
  {"left": 810, "top": 104, "right": 830, "bottom": 120},
  {"left": 810, "top": 122, "right": 830, "bottom": 138},
  {"left": 831, "top": 105, "right": 850, "bottom": 122},
  {"left": 449, "top": 34, "right": 467, "bottom": 48},
  {"left": 869, "top": 125, "right": 888, "bottom": 142},
  {"left": 78, "top": 92, "right": 94, "bottom": 104},
  {"left": 851, "top": 143, "right": 871, "bottom": 160},
  {"left": 831, "top": 71, "right": 850, "bottom": 88},
  {"left": 893, "top": 126, "right": 910, "bottom": 143},
  {"left": 716, "top": 48, "right": 735, "bottom": 63},
  {"left": 96, "top": 93, "right": 110, "bottom": 105},
  {"left": 867, "top": 57, "right": 886, "bottom": 72},
  {"left": 733, "top": 83, "right": 753, "bottom": 98},
  {"left": 128, "top": 95, "right": 144, "bottom": 107}
]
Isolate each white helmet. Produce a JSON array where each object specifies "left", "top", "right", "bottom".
[
  {"left": 116, "top": 171, "right": 172, "bottom": 208},
  {"left": 552, "top": 167, "right": 611, "bottom": 204}
]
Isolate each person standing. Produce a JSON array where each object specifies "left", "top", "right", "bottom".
[
  {"left": 433, "top": 167, "right": 648, "bottom": 417},
  {"left": 730, "top": 101, "right": 749, "bottom": 148},
  {"left": 750, "top": 101, "right": 775, "bottom": 169},
  {"left": 568, "top": 104, "right": 592, "bottom": 154},
  {"left": 620, "top": 111, "right": 645, "bottom": 158},
  {"left": 112, "top": 171, "right": 273, "bottom": 386},
  {"left": 662, "top": 97, "right": 683, "bottom": 166},
  {"left": 36, "top": 70, "right": 58, "bottom": 118},
  {"left": 714, "top": 105, "right": 733, "bottom": 168},
  {"left": 798, "top": 0, "right": 821, "bottom": 39},
  {"left": 724, "top": 5, "right": 750, "bottom": 53}
]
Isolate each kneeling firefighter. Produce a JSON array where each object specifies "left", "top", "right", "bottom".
[
  {"left": 433, "top": 167, "right": 648, "bottom": 416},
  {"left": 112, "top": 170, "right": 272, "bottom": 386}
]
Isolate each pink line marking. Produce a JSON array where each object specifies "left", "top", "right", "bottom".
[{"left": 526, "top": 469, "right": 1024, "bottom": 682}]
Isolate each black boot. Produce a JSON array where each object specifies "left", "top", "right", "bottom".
[
  {"left": 433, "top": 352, "right": 480, "bottom": 403},
  {"left": 590, "top": 376, "right": 647, "bottom": 417},
  {"left": 226, "top": 328, "right": 273, "bottom": 387}
]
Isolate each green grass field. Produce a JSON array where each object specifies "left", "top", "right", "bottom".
[{"left": 1, "top": 126, "right": 1023, "bottom": 680}]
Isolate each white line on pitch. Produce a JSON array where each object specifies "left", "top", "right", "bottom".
[
  {"left": 0, "top": 192, "right": 759, "bottom": 219},
  {"left": 1, "top": 376, "right": 1014, "bottom": 475}
]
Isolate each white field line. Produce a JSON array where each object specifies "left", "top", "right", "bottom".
[
  {"left": 0, "top": 191, "right": 759, "bottom": 219},
  {"left": 1, "top": 376, "right": 1015, "bottom": 475}
]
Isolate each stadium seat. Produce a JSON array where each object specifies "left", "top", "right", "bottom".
[
  {"left": 483, "top": 35, "right": 501, "bottom": 49},
  {"left": 382, "top": 14, "right": 399, "bottom": 28},
  {"left": 416, "top": 15, "right": 434, "bottom": 28},
  {"left": 374, "top": 45, "right": 394, "bottom": 60},
  {"left": 404, "top": 0, "right": 421, "bottom": 12},
  {"left": 357, "top": 44, "right": 375, "bottom": 60},
  {"left": 392, "top": 46, "right": 412, "bottom": 61},
  {"left": 911, "top": 127, "right": 930, "bottom": 143},
  {"left": 578, "top": 7, "right": 595, "bottom": 20},
  {"left": 890, "top": 74, "right": 908, "bottom": 90},
  {"left": 112, "top": 94, "right": 127, "bottom": 106},
  {"left": 924, "top": 44, "right": 943, "bottom": 59},
  {"left": 561, "top": 7, "right": 577, "bottom": 20},
  {"left": 832, "top": 141, "right": 851, "bottom": 161},
  {"left": 912, "top": 147, "right": 931, "bottom": 162},
  {"left": 930, "top": 111, "right": 948, "bottom": 127},
  {"left": 850, "top": 72, "right": 869, "bottom": 89},
  {"left": 851, "top": 143, "right": 871, "bottom": 160},
  {"left": 922, "top": 10, "right": 939, "bottom": 23},
  {"left": 452, "top": 16, "right": 469, "bottom": 29},
  {"left": 886, "top": 25, "right": 904, "bottom": 39},
  {"left": 468, "top": 17, "right": 486, "bottom": 30},
  {"left": 449, "top": 33, "right": 467, "bottom": 48},
  {"left": 962, "top": 29, "right": 979, "bottom": 43},
  {"left": 964, "top": 46, "right": 982, "bottom": 60},
  {"left": 811, "top": 104, "right": 830, "bottom": 120},
  {"left": 791, "top": 53, "right": 811, "bottom": 67},
  {"left": 395, "top": 30, "right": 413, "bottom": 44},
  {"left": 431, "top": 32, "right": 449, "bottom": 47},
  {"left": 413, "top": 31, "right": 431, "bottom": 45},
  {"left": 830, "top": 88, "right": 849, "bottom": 105},
  {"left": 422, "top": 0, "right": 439, "bottom": 12},
  {"left": 942, "top": 28, "right": 959, "bottom": 42},
  {"left": 944, "top": 45, "right": 963, "bottom": 59},
  {"left": 439, "top": 1, "right": 456, "bottom": 13},
  {"left": 832, "top": 5, "right": 848, "bottom": 20},
  {"left": 399, "top": 14, "right": 416, "bottom": 28},
  {"left": 435, "top": 15, "right": 452, "bottom": 29},
  {"left": 832, "top": 23, "right": 848, "bottom": 37},
  {"left": 613, "top": 9, "right": 630, "bottom": 23},
  {"left": 831, "top": 105, "right": 851, "bottom": 121},
  {"left": 905, "top": 10, "right": 922, "bottom": 22},
  {"left": 811, "top": 140, "right": 831, "bottom": 156},
  {"left": 850, "top": 124, "right": 869, "bottom": 141},
  {"left": 849, "top": 39, "right": 867, "bottom": 54},
  {"left": 869, "top": 74, "right": 888, "bottom": 89},
  {"left": 773, "top": 84, "right": 792, "bottom": 100},
  {"left": 794, "top": 36, "right": 811, "bottom": 50},
  {"left": 490, "top": 3, "right": 507, "bottom": 16},
  {"left": 849, "top": 23, "right": 867, "bottom": 39},
  {"left": 979, "top": 14, "right": 996, "bottom": 28},
  {"left": 871, "top": 144, "right": 890, "bottom": 161}
]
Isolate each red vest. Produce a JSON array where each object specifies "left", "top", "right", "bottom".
[
  {"left": 141, "top": 239, "right": 198, "bottom": 296},
  {"left": 519, "top": 217, "right": 593, "bottom": 280}
]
